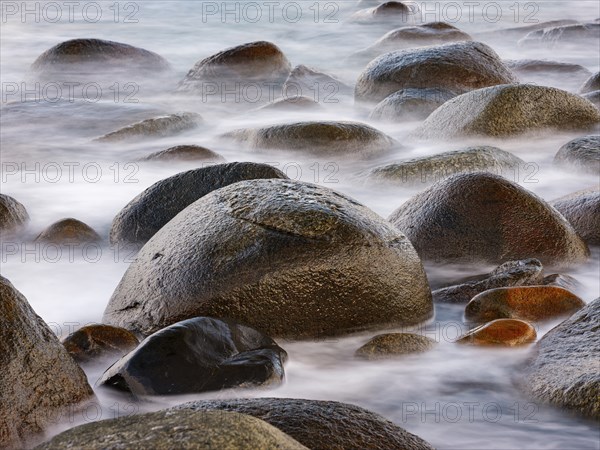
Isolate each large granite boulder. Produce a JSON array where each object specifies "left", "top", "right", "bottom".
[{"left": 104, "top": 179, "right": 433, "bottom": 338}]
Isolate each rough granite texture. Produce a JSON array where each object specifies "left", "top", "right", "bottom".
[
  {"left": 553, "top": 135, "right": 600, "bottom": 175},
  {"left": 0, "top": 194, "right": 29, "bottom": 234},
  {"left": 35, "top": 218, "right": 101, "bottom": 244},
  {"left": 355, "top": 333, "right": 436, "bottom": 359},
  {"left": 552, "top": 187, "right": 600, "bottom": 246}
]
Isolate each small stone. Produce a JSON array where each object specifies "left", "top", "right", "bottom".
[
  {"left": 355, "top": 333, "right": 435, "bottom": 359},
  {"left": 0, "top": 194, "right": 29, "bottom": 234},
  {"left": 553, "top": 135, "right": 600, "bottom": 175},
  {"left": 35, "top": 218, "right": 101, "bottom": 244},
  {"left": 552, "top": 187, "right": 600, "bottom": 246},
  {"left": 96, "top": 112, "right": 202, "bottom": 142},
  {"left": 456, "top": 319, "right": 536, "bottom": 346},
  {"left": 465, "top": 286, "right": 586, "bottom": 323},
  {"left": 62, "top": 324, "right": 139, "bottom": 364},
  {"left": 580, "top": 72, "right": 600, "bottom": 94},
  {"left": 141, "top": 145, "right": 225, "bottom": 162}
]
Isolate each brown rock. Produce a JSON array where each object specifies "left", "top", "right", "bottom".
[
  {"left": 0, "top": 194, "right": 29, "bottom": 234},
  {"left": 62, "top": 324, "right": 139, "bottom": 364},
  {"left": 35, "top": 218, "right": 101, "bottom": 244},
  {"left": 553, "top": 135, "right": 600, "bottom": 175},
  {"left": 349, "top": 1, "right": 417, "bottom": 25},
  {"left": 96, "top": 112, "right": 202, "bottom": 142},
  {"left": 464, "top": 286, "right": 586, "bottom": 323},
  {"left": 457, "top": 319, "right": 536, "bottom": 346},
  {"left": 282, "top": 65, "right": 352, "bottom": 100},
  {"left": 552, "top": 187, "right": 600, "bottom": 246},
  {"left": 141, "top": 145, "right": 225, "bottom": 162},
  {"left": 355, "top": 333, "right": 435, "bottom": 359}
]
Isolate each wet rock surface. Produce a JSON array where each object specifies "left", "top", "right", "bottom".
[
  {"left": 368, "top": 88, "right": 458, "bottom": 121},
  {"left": 99, "top": 317, "right": 287, "bottom": 396},
  {"left": 580, "top": 72, "right": 600, "bottom": 93},
  {"left": 62, "top": 324, "right": 139, "bottom": 364},
  {"left": 0, "top": 193, "right": 29, "bottom": 234},
  {"left": 110, "top": 162, "right": 287, "bottom": 246},
  {"left": 519, "top": 23, "right": 600, "bottom": 47},
  {"left": 35, "top": 218, "right": 101, "bottom": 244},
  {"left": 96, "top": 112, "right": 202, "bottom": 142},
  {"left": 552, "top": 187, "right": 600, "bottom": 246},
  {"left": 457, "top": 319, "right": 536, "bottom": 346},
  {"left": 553, "top": 135, "right": 600, "bottom": 175},
  {"left": 174, "top": 398, "right": 436, "bottom": 450},
  {"left": 35, "top": 409, "right": 308, "bottom": 450},
  {"left": 464, "top": 286, "right": 586, "bottom": 323},
  {"left": 414, "top": 84, "right": 600, "bottom": 139},
  {"left": 349, "top": 1, "right": 418, "bottom": 25},
  {"left": 355, "top": 41, "right": 517, "bottom": 104},
  {"left": 0, "top": 276, "right": 94, "bottom": 449},
  {"left": 389, "top": 172, "right": 589, "bottom": 267},
  {"left": 355, "top": 333, "right": 435, "bottom": 359},
  {"left": 141, "top": 145, "right": 225, "bottom": 162},
  {"left": 522, "top": 297, "right": 600, "bottom": 420},
  {"left": 282, "top": 65, "right": 353, "bottom": 99},
  {"left": 104, "top": 179, "right": 433, "bottom": 338},
  {"left": 432, "top": 259, "right": 544, "bottom": 304}
]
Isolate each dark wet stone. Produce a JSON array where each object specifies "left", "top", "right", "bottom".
[
  {"left": 414, "top": 84, "right": 600, "bottom": 139},
  {"left": 99, "top": 317, "right": 287, "bottom": 396},
  {"left": 96, "top": 112, "right": 202, "bottom": 142},
  {"left": 222, "top": 121, "right": 397, "bottom": 157},
  {"left": 103, "top": 179, "right": 433, "bottom": 338},
  {"left": 349, "top": 1, "right": 418, "bottom": 25},
  {"left": 141, "top": 145, "right": 225, "bottom": 162},
  {"left": 504, "top": 59, "right": 591, "bottom": 91},
  {"left": 62, "top": 324, "right": 139, "bottom": 364},
  {"left": 522, "top": 297, "right": 600, "bottom": 419},
  {"left": 369, "top": 88, "right": 458, "bottom": 121},
  {"left": 580, "top": 72, "right": 600, "bottom": 94},
  {"left": 0, "top": 276, "right": 94, "bottom": 449},
  {"left": 174, "top": 398, "right": 435, "bottom": 450},
  {"left": 432, "top": 259, "right": 544, "bottom": 304},
  {"left": 355, "top": 41, "right": 516, "bottom": 104},
  {"left": 389, "top": 172, "right": 590, "bottom": 267},
  {"left": 35, "top": 218, "right": 101, "bottom": 244},
  {"left": 355, "top": 333, "right": 435, "bottom": 359},
  {"left": 110, "top": 162, "right": 287, "bottom": 247},
  {"left": 583, "top": 90, "right": 600, "bottom": 109},
  {"left": 456, "top": 319, "right": 536, "bottom": 346},
  {"left": 464, "top": 286, "right": 585, "bottom": 323},
  {"left": 35, "top": 410, "right": 308, "bottom": 450},
  {"left": 542, "top": 273, "right": 582, "bottom": 292},
  {"left": 0, "top": 194, "right": 29, "bottom": 234},
  {"left": 366, "top": 146, "right": 524, "bottom": 186},
  {"left": 552, "top": 187, "right": 600, "bottom": 246},
  {"left": 282, "top": 65, "right": 353, "bottom": 100},
  {"left": 553, "top": 135, "right": 600, "bottom": 175}
]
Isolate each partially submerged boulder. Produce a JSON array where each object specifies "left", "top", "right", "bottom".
[
  {"left": 96, "top": 112, "right": 202, "bottom": 142},
  {"left": 553, "top": 135, "right": 600, "bottom": 175},
  {"left": 552, "top": 188, "right": 600, "bottom": 246},
  {"left": 349, "top": 1, "right": 418, "bottom": 25},
  {"left": 355, "top": 333, "right": 435, "bottom": 359},
  {"left": 519, "top": 23, "right": 600, "bottom": 47},
  {"left": 456, "top": 319, "right": 536, "bottom": 346},
  {"left": 0, "top": 194, "right": 29, "bottom": 234},
  {"left": 62, "top": 324, "right": 139, "bottom": 364},
  {"left": 580, "top": 72, "right": 600, "bottom": 94},
  {"left": 368, "top": 88, "right": 458, "bottom": 121},
  {"left": 141, "top": 145, "right": 225, "bottom": 162},
  {"left": 35, "top": 218, "right": 101, "bottom": 244}
]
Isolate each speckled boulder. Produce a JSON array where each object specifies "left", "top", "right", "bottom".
[
  {"left": 366, "top": 146, "right": 524, "bottom": 186},
  {"left": 0, "top": 194, "right": 29, "bottom": 234},
  {"left": 35, "top": 410, "right": 308, "bottom": 450},
  {"left": 62, "top": 324, "right": 139, "bottom": 364},
  {"left": 35, "top": 218, "right": 101, "bottom": 244},
  {"left": 110, "top": 162, "right": 287, "bottom": 246},
  {"left": 522, "top": 297, "right": 600, "bottom": 419},
  {"left": 349, "top": 1, "right": 417, "bottom": 25},
  {"left": 355, "top": 41, "right": 517, "bottom": 104},
  {"left": 355, "top": 333, "right": 435, "bottom": 359},
  {"left": 223, "top": 121, "right": 397, "bottom": 156},
  {"left": 553, "top": 135, "right": 600, "bottom": 175},
  {"left": 99, "top": 317, "right": 287, "bottom": 396},
  {"left": 552, "top": 188, "right": 600, "bottom": 246},
  {"left": 432, "top": 259, "right": 544, "bottom": 304},
  {"left": 389, "top": 173, "right": 590, "bottom": 266},
  {"left": 464, "top": 286, "right": 585, "bottom": 323},
  {"left": 580, "top": 72, "right": 600, "bottom": 94},
  {"left": 141, "top": 145, "right": 225, "bottom": 162},
  {"left": 369, "top": 88, "right": 458, "bottom": 121},
  {"left": 457, "top": 319, "right": 536, "bottom": 346},
  {"left": 103, "top": 179, "right": 433, "bottom": 338},
  {"left": 414, "top": 84, "right": 600, "bottom": 139},
  {"left": 0, "top": 276, "right": 94, "bottom": 449},
  {"left": 177, "top": 41, "right": 291, "bottom": 98},
  {"left": 174, "top": 398, "right": 435, "bottom": 450},
  {"left": 96, "top": 112, "right": 202, "bottom": 142}
]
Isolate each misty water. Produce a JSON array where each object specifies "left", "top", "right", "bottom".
[{"left": 1, "top": 1, "right": 599, "bottom": 448}]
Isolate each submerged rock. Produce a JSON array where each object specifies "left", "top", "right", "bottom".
[
  {"left": 96, "top": 112, "right": 202, "bottom": 142},
  {"left": 355, "top": 41, "right": 517, "bottom": 104},
  {"left": 522, "top": 297, "right": 600, "bottom": 419},
  {"left": 366, "top": 146, "right": 524, "bottom": 186},
  {"left": 504, "top": 59, "right": 591, "bottom": 91},
  {"left": 552, "top": 188, "right": 600, "bottom": 246},
  {"left": 475, "top": 20, "right": 579, "bottom": 41},
  {"left": 0, "top": 276, "right": 94, "bottom": 449},
  {"left": 223, "top": 121, "right": 397, "bottom": 156},
  {"left": 0, "top": 194, "right": 29, "bottom": 234},
  {"left": 349, "top": 1, "right": 418, "bottom": 25},
  {"left": 456, "top": 319, "right": 536, "bottom": 346},
  {"left": 110, "top": 162, "right": 287, "bottom": 246},
  {"left": 583, "top": 91, "right": 600, "bottom": 109},
  {"left": 519, "top": 23, "right": 600, "bottom": 47},
  {"left": 553, "top": 135, "right": 600, "bottom": 175},
  {"left": 389, "top": 173, "right": 589, "bottom": 267},
  {"left": 62, "top": 324, "right": 139, "bottom": 364},
  {"left": 104, "top": 179, "right": 433, "bottom": 338},
  {"left": 414, "top": 84, "right": 600, "bottom": 139},
  {"left": 369, "top": 88, "right": 458, "bottom": 121},
  {"left": 464, "top": 286, "right": 585, "bottom": 323},
  {"left": 432, "top": 259, "right": 544, "bottom": 304},
  {"left": 282, "top": 65, "right": 352, "bottom": 100},
  {"left": 36, "top": 410, "right": 308, "bottom": 450},
  {"left": 99, "top": 317, "right": 287, "bottom": 396},
  {"left": 580, "top": 72, "right": 600, "bottom": 94},
  {"left": 141, "top": 145, "right": 225, "bottom": 162},
  {"left": 355, "top": 333, "right": 435, "bottom": 359},
  {"left": 35, "top": 218, "right": 101, "bottom": 244},
  {"left": 174, "top": 398, "right": 436, "bottom": 450},
  {"left": 258, "top": 96, "right": 322, "bottom": 111}
]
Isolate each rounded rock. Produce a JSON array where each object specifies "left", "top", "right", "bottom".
[
  {"left": 0, "top": 194, "right": 29, "bottom": 234},
  {"left": 104, "top": 179, "right": 433, "bottom": 338},
  {"left": 35, "top": 218, "right": 101, "bottom": 244},
  {"left": 580, "top": 72, "right": 600, "bottom": 94},
  {"left": 141, "top": 145, "right": 225, "bottom": 162},
  {"left": 388, "top": 172, "right": 590, "bottom": 267},
  {"left": 349, "top": 1, "right": 418, "bottom": 25},
  {"left": 62, "top": 324, "right": 139, "bottom": 364},
  {"left": 456, "top": 319, "right": 536, "bottom": 346},
  {"left": 553, "top": 135, "right": 600, "bottom": 175},
  {"left": 519, "top": 23, "right": 600, "bottom": 48},
  {"left": 464, "top": 286, "right": 586, "bottom": 323},
  {"left": 96, "top": 112, "right": 202, "bottom": 142},
  {"left": 552, "top": 188, "right": 600, "bottom": 246},
  {"left": 355, "top": 333, "right": 435, "bottom": 359},
  {"left": 369, "top": 88, "right": 458, "bottom": 121}
]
